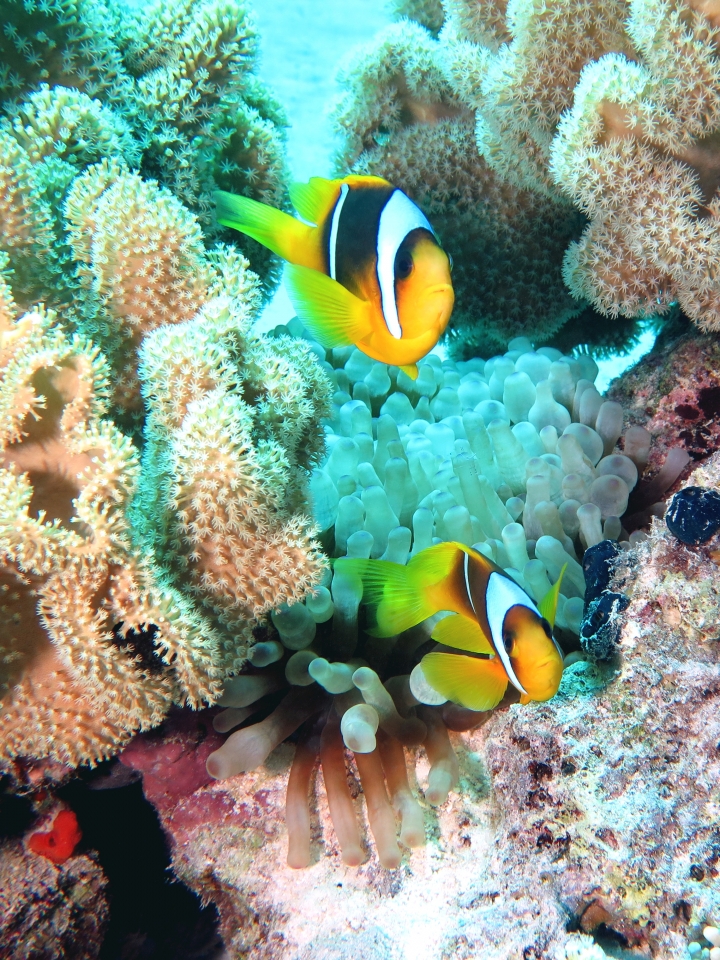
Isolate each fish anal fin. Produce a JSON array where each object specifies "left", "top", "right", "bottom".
[
  {"left": 431, "top": 613, "right": 493, "bottom": 655},
  {"left": 289, "top": 178, "right": 341, "bottom": 225},
  {"left": 285, "top": 263, "right": 372, "bottom": 348},
  {"left": 420, "top": 652, "right": 508, "bottom": 711},
  {"left": 539, "top": 562, "right": 567, "bottom": 629},
  {"left": 334, "top": 557, "right": 435, "bottom": 636}
]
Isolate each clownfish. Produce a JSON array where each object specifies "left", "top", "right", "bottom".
[
  {"left": 215, "top": 176, "right": 454, "bottom": 379},
  {"left": 336, "top": 542, "right": 565, "bottom": 711}
]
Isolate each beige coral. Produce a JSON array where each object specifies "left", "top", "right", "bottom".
[
  {"left": 135, "top": 294, "right": 330, "bottom": 645},
  {"left": 441, "top": 0, "right": 632, "bottom": 195},
  {"left": 0, "top": 307, "right": 224, "bottom": 766},
  {"left": 64, "top": 158, "right": 213, "bottom": 420},
  {"left": 333, "top": 19, "right": 584, "bottom": 356},
  {"left": 550, "top": 7, "right": 720, "bottom": 331}
]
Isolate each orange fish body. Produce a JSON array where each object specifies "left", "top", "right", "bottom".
[
  {"left": 215, "top": 175, "right": 454, "bottom": 377},
  {"left": 336, "top": 542, "right": 565, "bottom": 711}
]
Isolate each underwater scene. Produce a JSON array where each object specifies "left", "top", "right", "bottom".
[{"left": 1, "top": 0, "right": 720, "bottom": 957}]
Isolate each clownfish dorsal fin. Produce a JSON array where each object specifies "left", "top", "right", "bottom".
[
  {"left": 420, "top": 652, "right": 508, "bottom": 711},
  {"left": 400, "top": 363, "right": 418, "bottom": 380},
  {"left": 285, "top": 263, "right": 373, "bottom": 348},
  {"left": 431, "top": 613, "right": 493, "bottom": 655},
  {"left": 407, "top": 541, "right": 459, "bottom": 582},
  {"left": 538, "top": 562, "right": 567, "bottom": 629},
  {"left": 289, "top": 177, "right": 341, "bottom": 226}
]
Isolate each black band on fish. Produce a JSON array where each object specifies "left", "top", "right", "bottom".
[{"left": 330, "top": 182, "right": 393, "bottom": 301}]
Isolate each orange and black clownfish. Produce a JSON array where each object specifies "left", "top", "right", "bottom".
[
  {"left": 336, "top": 542, "right": 566, "bottom": 711},
  {"left": 215, "top": 176, "right": 454, "bottom": 379}
]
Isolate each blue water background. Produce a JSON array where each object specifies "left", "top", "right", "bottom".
[{"left": 251, "top": 0, "right": 653, "bottom": 387}]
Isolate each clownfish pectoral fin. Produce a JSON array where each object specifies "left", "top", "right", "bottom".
[
  {"left": 539, "top": 562, "right": 567, "bottom": 630},
  {"left": 215, "top": 190, "right": 311, "bottom": 263},
  {"left": 400, "top": 363, "right": 419, "bottom": 380},
  {"left": 285, "top": 263, "right": 372, "bottom": 348},
  {"left": 334, "top": 557, "right": 437, "bottom": 636},
  {"left": 431, "top": 613, "right": 494, "bottom": 655},
  {"left": 289, "top": 178, "right": 340, "bottom": 225},
  {"left": 420, "top": 652, "right": 508, "bottom": 711}
]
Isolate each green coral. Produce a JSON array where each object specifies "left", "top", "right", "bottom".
[
  {"left": 0, "top": 0, "right": 334, "bottom": 770},
  {"left": 0, "top": 0, "right": 288, "bottom": 293}
]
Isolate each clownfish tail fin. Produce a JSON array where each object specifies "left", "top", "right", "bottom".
[
  {"left": 333, "top": 557, "right": 436, "bottom": 636},
  {"left": 285, "top": 263, "right": 372, "bottom": 348},
  {"left": 215, "top": 190, "right": 311, "bottom": 263},
  {"left": 539, "top": 562, "right": 566, "bottom": 629}
]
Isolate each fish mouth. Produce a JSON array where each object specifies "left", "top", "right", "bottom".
[{"left": 425, "top": 283, "right": 454, "bottom": 297}]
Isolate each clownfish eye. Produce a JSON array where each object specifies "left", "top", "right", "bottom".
[
  {"left": 395, "top": 252, "right": 413, "bottom": 280},
  {"left": 502, "top": 630, "right": 515, "bottom": 653},
  {"left": 540, "top": 617, "right": 552, "bottom": 639}
]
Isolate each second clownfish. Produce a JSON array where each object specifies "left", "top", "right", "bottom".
[
  {"left": 215, "top": 176, "right": 454, "bottom": 379},
  {"left": 336, "top": 542, "right": 566, "bottom": 711}
]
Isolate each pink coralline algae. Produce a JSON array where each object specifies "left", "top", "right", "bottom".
[
  {"left": 119, "top": 453, "right": 720, "bottom": 960},
  {"left": 609, "top": 325, "right": 720, "bottom": 471}
]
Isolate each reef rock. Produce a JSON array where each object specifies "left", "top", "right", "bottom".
[
  {"left": 119, "top": 454, "right": 720, "bottom": 960},
  {"left": 0, "top": 838, "right": 108, "bottom": 959}
]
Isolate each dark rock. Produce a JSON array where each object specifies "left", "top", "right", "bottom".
[
  {"left": 665, "top": 485, "right": 720, "bottom": 545},
  {"left": 580, "top": 591, "right": 630, "bottom": 660},
  {"left": 582, "top": 539, "right": 621, "bottom": 607}
]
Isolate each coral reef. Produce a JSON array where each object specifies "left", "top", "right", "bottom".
[
  {"left": 0, "top": 0, "right": 332, "bottom": 771},
  {"left": 0, "top": 305, "right": 225, "bottom": 767},
  {"left": 608, "top": 319, "right": 720, "bottom": 469},
  {"left": 0, "top": 290, "right": 330, "bottom": 769},
  {"left": 132, "top": 292, "right": 331, "bottom": 666},
  {"left": 121, "top": 450, "right": 720, "bottom": 960},
  {"left": 550, "top": 2, "right": 720, "bottom": 332},
  {"left": 185, "top": 323, "right": 692, "bottom": 884}
]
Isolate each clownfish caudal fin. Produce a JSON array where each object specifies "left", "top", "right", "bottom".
[
  {"left": 333, "top": 557, "right": 437, "bottom": 636},
  {"left": 215, "top": 190, "right": 311, "bottom": 263},
  {"left": 289, "top": 178, "right": 340, "bottom": 225},
  {"left": 420, "top": 652, "right": 508, "bottom": 711},
  {"left": 539, "top": 562, "right": 567, "bottom": 629},
  {"left": 285, "top": 263, "right": 372, "bottom": 348},
  {"left": 431, "top": 613, "right": 493, "bottom": 655},
  {"left": 400, "top": 363, "right": 419, "bottom": 380}
]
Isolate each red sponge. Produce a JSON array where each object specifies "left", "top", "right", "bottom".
[{"left": 28, "top": 810, "right": 82, "bottom": 864}]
